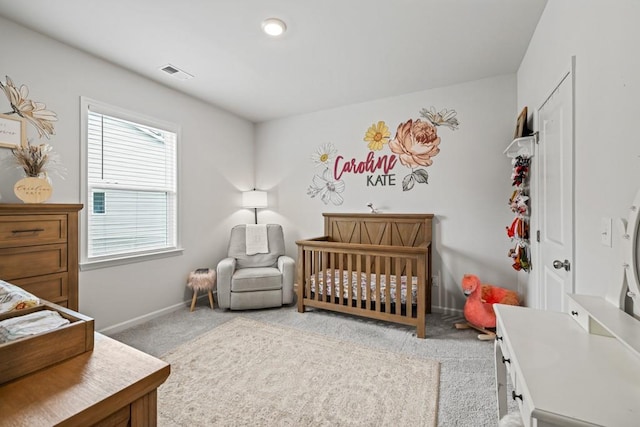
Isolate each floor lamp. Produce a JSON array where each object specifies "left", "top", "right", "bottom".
[{"left": 242, "top": 190, "right": 268, "bottom": 224}]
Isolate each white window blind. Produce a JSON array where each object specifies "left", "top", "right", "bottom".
[{"left": 86, "top": 109, "right": 177, "bottom": 261}]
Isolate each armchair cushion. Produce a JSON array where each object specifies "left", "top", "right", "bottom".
[{"left": 231, "top": 267, "right": 282, "bottom": 292}]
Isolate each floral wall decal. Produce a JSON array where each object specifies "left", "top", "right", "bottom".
[
  {"left": 307, "top": 143, "right": 345, "bottom": 205},
  {"left": 389, "top": 119, "right": 439, "bottom": 190},
  {"left": 0, "top": 75, "right": 58, "bottom": 139},
  {"left": 305, "top": 106, "right": 459, "bottom": 204},
  {"left": 363, "top": 121, "right": 390, "bottom": 151},
  {"left": 420, "top": 107, "right": 459, "bottom": 130},
  {"left": 311, "top": 142, "right": 337, "bottom": 168}
]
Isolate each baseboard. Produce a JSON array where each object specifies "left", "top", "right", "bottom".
[
  {"left": 100, "top": 298, "right": 463, "bottom": 335},
  {"left": 99, "top": 300, "right": 189, "bottom": 335},
  {"left": 431, "top": 305, "right": 464, "bottom": 316}
]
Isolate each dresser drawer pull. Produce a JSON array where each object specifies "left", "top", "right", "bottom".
[
  {"left": 11, "top": 228, "right": 45, "bottom": 234},
  {"left": 512, "top": 391, "right": 523, "bottom": 401},
  {"left": 496, "top": 335, "right": 503, "bottom": 341},
  {"left": 571, "top": 310, "right": 578, "bottom": 316},
  {"left": 502, "top": 356, "right": 511, "bottom": 364}
]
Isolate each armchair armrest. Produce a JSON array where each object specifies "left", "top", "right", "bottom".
[
  {"left": 216, "top": 257, "right": 236, "bottom": 309},
  {"left": 278, "top": 255, "right": 296, "bottom": 305}
]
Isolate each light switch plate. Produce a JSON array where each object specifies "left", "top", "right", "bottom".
[{"left": 601, "top": 217, "right": 612, "bottom": 247}]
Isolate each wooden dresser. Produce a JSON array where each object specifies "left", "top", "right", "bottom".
[
  {"left": 0, "top": 332, "right": 170, "bottom": 426},
  {"left": 0, "top": 204, "right": 82, "bottom": 310}
]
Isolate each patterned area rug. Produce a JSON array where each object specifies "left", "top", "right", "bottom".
[{"left": 158, "top": 317, "right": 440, "bottom": 426}]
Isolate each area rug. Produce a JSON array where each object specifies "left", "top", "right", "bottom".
[{"left": 158, "top": 317, "right": 440, "bottom": 426}]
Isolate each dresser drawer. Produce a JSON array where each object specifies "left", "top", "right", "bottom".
[
  {"left": 0, "top": 215, "right": 67, "bottom": 248},
  {"left": 567, "top": 297, "right": 589, "bottom": 332},
  {"left": 11, "top": 273, "right": 69, "bottom": 305},
  {"left": 510, "top": 361, "right": 534, "bottom": 426},
  {"left": 0, "top": 244, "right": 67, "bottom": 280}
]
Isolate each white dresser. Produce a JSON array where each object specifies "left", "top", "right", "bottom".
[
  {"left": 495, "top": 188, "right": 640, "bottom": 426},
  {"left": 495, "top": 298, "right": 640, "bottom": 426}
]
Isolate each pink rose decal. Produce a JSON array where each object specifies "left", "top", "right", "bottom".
[{"left": 389, "top": 119, "right": 441, "bottom": 168}]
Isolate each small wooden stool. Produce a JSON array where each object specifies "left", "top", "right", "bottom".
[{"left": 187, "top": 268, "right": 216, "bottom": 312}]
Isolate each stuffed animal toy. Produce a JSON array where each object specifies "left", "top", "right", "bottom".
[{"left": 461, "top": 274, "right": 520, "bottom": 329}]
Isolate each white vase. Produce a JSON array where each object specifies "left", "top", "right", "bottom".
[{"left": 14, "top": 176, "right": 52, "bottom": 203}]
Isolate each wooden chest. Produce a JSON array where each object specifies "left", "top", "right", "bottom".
[{"left": 0, "top": 204, "right": 82, "bottom": 310}]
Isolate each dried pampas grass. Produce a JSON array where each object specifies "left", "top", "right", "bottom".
[{"left": 11, "top": 143, "right": 65, "bottom": 179}]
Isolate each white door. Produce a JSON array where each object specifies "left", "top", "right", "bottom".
[{"left": 537, "top": 62, "right": 575, "bottom": 312}]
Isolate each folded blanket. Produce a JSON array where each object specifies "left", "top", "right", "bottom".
[
  {"left": 246, "top": 224, "right": 269, "bottom": 255},
  {"left": 0, "top": 310, "right": 70, "bottom": 343},
  {"left": 0, "top": 280, "right": 40, "bottom": 314}
]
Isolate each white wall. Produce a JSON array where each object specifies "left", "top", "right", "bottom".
[
  {"left": 518, "top": 1, "right": 640, "bottom": 302},
  {"left": 256, "top": 75, "right": 519, "bottom": 313},
  {"left": 0, "top": 17, "right": 256, "bottom": 330}
]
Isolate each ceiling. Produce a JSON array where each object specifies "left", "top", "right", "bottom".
[{"left": 0, "top": 0, "right": 547, "bottom": 123}]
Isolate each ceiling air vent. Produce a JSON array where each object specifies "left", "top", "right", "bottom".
[{"left": 159, "top": 64, "right": 194, "bottom": 81}]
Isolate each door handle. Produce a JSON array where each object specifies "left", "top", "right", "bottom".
[{"left": 553, "top": 259, "right": 571, "bottom": 271}]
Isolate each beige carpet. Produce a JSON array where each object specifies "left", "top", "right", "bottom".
[{"left": 158, "top": 317, "right": 440, "bottom": 426}]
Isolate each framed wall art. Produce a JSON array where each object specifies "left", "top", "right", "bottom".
[
  {"left": 0, "top": 113, "right": 27, "bottom": 149},
  {"left": 514, "top": 107, "right": 528, "bottom": 139}
]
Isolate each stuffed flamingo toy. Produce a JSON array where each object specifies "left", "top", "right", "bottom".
[{"left": 461, "top": 274, "right": 519, "bottom": 329}]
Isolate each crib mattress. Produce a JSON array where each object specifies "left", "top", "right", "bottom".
[{"left": 309, "top": 270, "right": 418, "bottom": 304}]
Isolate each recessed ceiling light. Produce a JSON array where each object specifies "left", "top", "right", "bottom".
[{"left": 262, "top": 18, "right": 286, "bottom": 37}]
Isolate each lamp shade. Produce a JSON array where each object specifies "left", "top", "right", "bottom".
[{"left": 242, "top": 190, "right": 268, "bottom": 208}]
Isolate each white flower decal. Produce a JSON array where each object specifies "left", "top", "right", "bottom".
[
  {"left": 310, "top": 142, "right": 337, "bottom": 167},
  {"left": 420, "top": 106, "right": 459, "bottom": 130},
  {"left": 307, "top": 168, "right": 345, "bottom": 205}
]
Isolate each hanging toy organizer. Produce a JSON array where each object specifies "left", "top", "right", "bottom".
[{"left": 504, "top": 135, "right": 536, "bottom": 272}]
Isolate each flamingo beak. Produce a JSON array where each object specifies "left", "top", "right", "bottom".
[{"left": 463, "top": 289, "right": 472, "bottom": 297}]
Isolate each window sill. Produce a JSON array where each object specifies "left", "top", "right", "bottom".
[{"left": 80, "top": 248, "right": 184, "bottom": 271}]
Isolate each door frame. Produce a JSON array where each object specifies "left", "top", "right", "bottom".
[{"left": 531, "top": 56, "right": 576, "bottom": 310}]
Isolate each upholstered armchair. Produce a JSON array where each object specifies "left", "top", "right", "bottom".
[{"left": 216, "top": 224, "right": 295, "bottom": 310}]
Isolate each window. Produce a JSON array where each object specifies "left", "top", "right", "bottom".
[
  {"left": 92, "top": 192, "right": 105, "bottom": 214},
  {"left": 81, "top": 98, "right": 180, "bottom": 268}
]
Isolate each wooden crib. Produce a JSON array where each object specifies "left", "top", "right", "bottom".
[{"left": 296, "top": 213, "right": 433, "bottom": 338}]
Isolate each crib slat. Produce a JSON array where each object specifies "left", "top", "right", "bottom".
[
  {"left": 375, "top": 256, "right": 381, "bottom": 313},
  {"left": 406, "top": 260, "right": 413, "bottom": 318},
  {"left": 356, "top": 255, "right": 362, "bottom": 306},
  {"left": 322, "top": 251, "right": 328, "bottom": 302},
  {"left": 385, "top": 257, "right": 391, "bottom": 314},
  {"left": 314, "top": 250, "right": 320, "bottom": 302},
  {"left": 305, "top": 249, "right": 311, "bottom": 303},
  {"left": 338, "top": 252, "right": 345, "bottom": 306},
  {"left": 329, "top": 251, "right": 334, "bottom": 304},
  {"left": 395, "top": 258, "right": 402, "bottom": 316},
  {"left": 365, "top": 255, "right": 372, "bottom": 310},
  {"left": 297, "top": 245, "right": 304, "bottom": 312},
  {"left": 417, "top": 253, "right": 426, "bottom": 338},
  {"left": 347, "top": 254, "right": 353, "bottom": 306}
]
